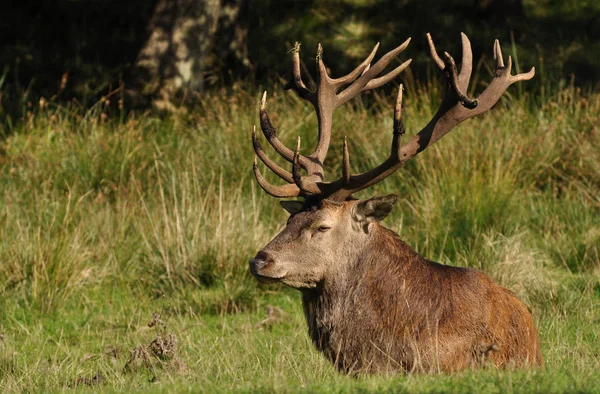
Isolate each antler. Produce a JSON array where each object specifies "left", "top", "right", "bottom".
[
  {"left": 321, "top": 32, "right": 535, "bottom": 201},
  {"left": 253, "top": 33, "right": 535, "bottom": 202},
  {"left": 253, "top": 40, "right": 412, "bottom": 198}
]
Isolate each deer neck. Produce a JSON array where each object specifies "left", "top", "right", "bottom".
[{"left": 300, "top": 224, "right": 424, "bottom": 355}]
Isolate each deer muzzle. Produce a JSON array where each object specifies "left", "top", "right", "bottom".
[{"left": 249, "top": 251, "right": 286, "bottom": 283}]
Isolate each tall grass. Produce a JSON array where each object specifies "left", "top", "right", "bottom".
[
  {"left": 0, "top": 81, "right": 599, "bottom": 308},
  {"left": 0, "top": 82, "right": 599, "bottom": 391}
]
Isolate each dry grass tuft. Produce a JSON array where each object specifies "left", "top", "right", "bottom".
[{"left": 480, "top": 232, "right": 559, "bottom": 306}]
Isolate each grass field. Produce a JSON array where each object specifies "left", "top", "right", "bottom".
[{"left": 0, "top": 81, "right": 599, "bottom": 392}]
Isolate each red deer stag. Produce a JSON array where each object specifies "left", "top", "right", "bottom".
[{"left": 249, "top": 33, "right": 542, "bottom": 374}]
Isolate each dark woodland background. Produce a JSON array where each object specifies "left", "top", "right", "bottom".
[{"left": 1, "top": 0, "right": 599, "bottom": 116}]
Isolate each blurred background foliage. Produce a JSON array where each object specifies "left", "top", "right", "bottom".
[{"left": 0, "top": 0, "right": 599, "bottom": 118}]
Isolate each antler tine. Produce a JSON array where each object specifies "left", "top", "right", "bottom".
[
  {"left": 292, "top": 137, "right": 304, "bottom": 187},
  {"left": 337, "top": 37, "right": 411, "bottom": 106},
  {"left": 443, "top": 52, "right": 478, "bottom": 109},
  {"left": 509, "top": 62, "right": 536, "bottom": 82},
  {"left": 253, "top": 157, "right": 302, "bottom": 198},
  {"left": 392, "top": 84, "right": 405, "bottom": 159},
  {"left": 292, "top": 137, "right": 321, "bottom": 194},
  {"left": 331, "top": 43, "right": 380, "bottom": 88},
  {"left": 252, "top": 126, "right": 294, "bottom": 183},
  {"left": 259, "top": 92, "right": 294, "bottom": 162},
  {"left": 426, "top": 33, "right": 445, "bottom": 70},
  {"left": 342, "top": 136, "right": 351, "bottom": 184},
  {"left": 494, "top": 39, "right": 505, "bottom": 68},
  {"left": 458, "top": 32, "right": 473, "bottom": 91},
  {"left": 260, "top": 91, "right": 312, "bottom": 169},
  {"left": 361, "top": 59, "right": 412, "bottom": 92},
  {"left": 284, "top": 42, "right": 315, "bottom": 103},
  {"left": 316, "top": 43, "right": 332, "bottom": 84}
]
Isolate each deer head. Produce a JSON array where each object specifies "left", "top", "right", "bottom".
[{"left": 250, "top": 33, "right": 534, "bottom": 289}]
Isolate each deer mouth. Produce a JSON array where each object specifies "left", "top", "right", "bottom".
[
  {"left": 253, "top": 272, "right": 286, "bottom": 284},
  {"left": 249, "top": 254, "right": 286, "bottom": 283}
]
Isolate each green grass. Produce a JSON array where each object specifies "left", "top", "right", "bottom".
[{"left": 0, "top": 83, "right": 599, "bottom": 392}]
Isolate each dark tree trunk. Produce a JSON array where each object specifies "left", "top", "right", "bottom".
[{"left": 129, "top": 0, "right": 248, "bottom": 111}]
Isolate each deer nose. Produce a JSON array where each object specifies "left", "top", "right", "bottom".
[{"left": 249, "top": 251, "right": 274, "bottom": 275}]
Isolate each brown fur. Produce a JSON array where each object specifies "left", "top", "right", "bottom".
[{"left": 250, "top": 198, "right": 542, "bottom": 374}]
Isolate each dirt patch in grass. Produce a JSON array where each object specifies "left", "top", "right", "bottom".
[{"left": 123, "top": 313, "right": 185, "bottom": 377}]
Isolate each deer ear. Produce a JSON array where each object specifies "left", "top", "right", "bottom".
[
  {"left": 280, "top": 200, "right": 304, "bottom": 215},
  {"left": 353, "top": 194, "right": 398, "bottom": 223}
]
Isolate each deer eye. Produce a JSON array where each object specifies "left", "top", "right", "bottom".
[{"left": 317, "top": 225, "right": 332, "bottom": 233}]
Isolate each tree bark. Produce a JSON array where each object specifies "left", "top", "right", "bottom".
[{"left": 130, "top": 0, "right": 248, "bottom": 111}]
